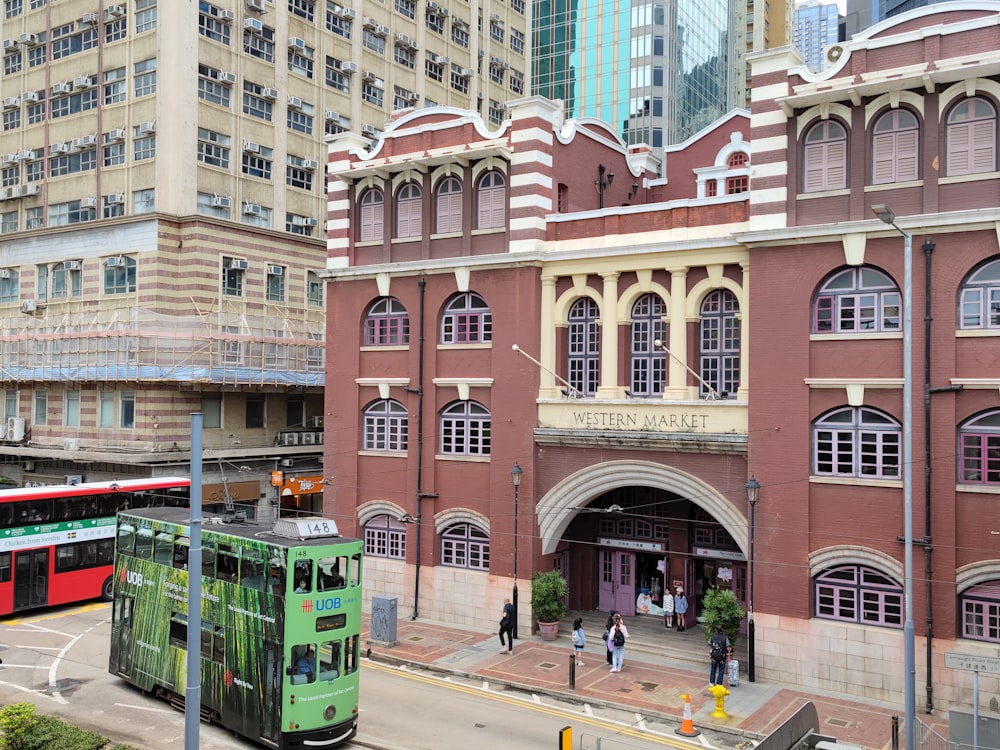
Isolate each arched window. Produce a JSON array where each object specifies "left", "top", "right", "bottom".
[
  {"left": 814, "top": 406, "right": 900, "bottom": 479},
  {"left": 803, "top": 120, "right": 847, "bottom": 192},
  {"left": 961, "top": 581, "right": 1000, "bottom": 642},
  {"left": 364, "top": 514, "right": 407, "bottom": 559},
  {"left": 364, "top": 297, "right": 410, "bottom": 346},
  {"left": 727, "top": 152, "right": 748, "bottom": 168},
  {"left": 363, "top": 399, "right": 408, "bottom": 452},
  {"left": 396, "top": 182, "right": 422, "bottom": 238},
  {"left": 439, "top": 400, "right": 490, "bottom": 456},
  {"left": 815, "top": 565, "right": 902, "bottom": 627},
  {"left": 567, "top": 298, "right": 600, "bottom": 396},
  {"left": 958, "top": 258, "right": 1000, "bottom": 330},
  {"left": 441, "top": 292, "right": 492, "bottom": 344},
  {"left": 699, "top": 290, "right": 740, "bottom": 398},
  {"left": 725, "top": 152, "right": 749, "bottom": 194},
  {"left": 958, "top": 410, "right": 1000, "bottom": 485},
  {"left": 436, "top": 176, "right": 462, "bottom": 233},
  {"left": 104, "top": 255, "right": 137, "bottom": 295},
  {"left": 630, "top": 293, "right": 667, "bottom": 397},
  {"left": 476, "top": 171, "right": 505, "bottom": 229},
  {"left": 441, "top": 522, "right": 489, "bottom": 569},
  {"left": 813, "top": 266, "right": 900, "bottom": 333},
  {"left": 871, "top": 109, "right": 919, "bottom": 184},
  {"left": 359, "top": 188, "right": 384, "bottom": 242},
  {"left": 946, "top": 97, "right": 997, "bottom": 177}
]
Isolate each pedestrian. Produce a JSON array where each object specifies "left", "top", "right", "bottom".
[
  {"left": 674, "top": 587, "right": 688, "bottom": 631},
  {"left": 662, "top": 586, "right": 675, "bottom": 629},
  {"left": 708, "top": 625, "right": 730, "bottom": 685},
  {"left": 571, "top": 617, "right": 586, "bottom": 666},
  {"left": 604, "top": 609, "right": 617, "bottom": 664},
  {"left": 498, "top": 597, "right": 515, "bottom": 654},
  {"left": 608, "top": 614, "right": 629, "bottom": 673}
]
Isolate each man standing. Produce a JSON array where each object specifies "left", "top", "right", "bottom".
[
  {"left": 708, "top": 625, "right": 730, "bottom": 686},
  {"left": 499, "top": 598, "right": 515, "bottom": 654}
]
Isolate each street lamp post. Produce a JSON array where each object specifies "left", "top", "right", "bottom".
[
  {"left": 511, "top": 462, "right": 523, "bottom": 640},
  {"left": 745, "top": 475, "right": 760, "bottom": 684},
  {"left": 871, "top": 202, "right": 915, "bottom": 750}
]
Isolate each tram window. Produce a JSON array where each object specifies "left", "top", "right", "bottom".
[
  {"left": 202, "top": 542, "right": 216, "bottom": 577},
  {"left": 289, "top": 643, "right": 317, "bottom": 684},
  {"left": 135, "top": 529, "right": 153, "bottom": 560},
  {"left": 318, "top": 640, "right": 342, "bottom": 681},
  {"left": 240, "top": 553, "right": 264, "bottom": 590},
  {"left": 154, "top": 533, "right": 173, "bottom": 565},
  {"left": 169, "top": 613, "right": 187, "bottom": 648},
  {"left": 317, "top": 557, "right": 346, "bottom": 591},
  {"left": 117, "top": 524, "right": 136, "bottom": 556},
  {"left": 201, "top": 623, "right": 225, "bottom": 663},
  {"left": 267, "top": 554, "right": 286, "bottom": 596},
  {"left": 350, "top": 553, "right": 361, "bottom": 587},
  {"left": 293, "top": 560, "right": 313, "bottom": 594},
  {"left": 343, "top": 633, "right": 359, "bottom": 675},
  {"left": 217, "top": 548, "right": 239, "bottom": 583},
  {"left": 0, "top": 552, "right": 11, "bottom": 582},
  {"left": 173, "top": 538, "right": 189, "bottom": 569}
]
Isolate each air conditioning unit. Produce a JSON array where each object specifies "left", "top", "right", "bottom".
[
  {"left": 15, "top": 149, "right": 31, "bottom": 160},
  {"left": 81, "top": 12, "right": 99, "bottom": 25},
  {"left": 21, "top": 91, "right": 38, "bottom": 103},
  {"left": 292, "top": 215, "right": 315, "bottom": 227},
  {"left": 439, "top": 7, "right": 449, "bottom": 16},
  {"left": 281, "top": 458, "right": 295, "bottom": 468},
  {"left": 374, "top": 24, "right": 390, "bottom": 37},
  {"left": 491, "top": 56, "right": 503, "bottom": 65},
  {"left": 287, "top": 95, "right": 303, "bottom": 110},
  {"left": 0, "top": 269, "right": 11, "bottom": 279},
  {"left": 301, "top": 432, "right": 317, "bottom": 445},
  {"left": 2, "top": 97, "right": 19, "bottom": 109},
  {"left": 310, "top": 416, "right": 324, "bottom": 428},
  {"left": 106, "top": 255, "right": 126, "bottom": 267},
  {"left": 20, "top": 183, "right": 39, "bottom": 196},
  {"left": 246, "top": 0, "right": 265, "bottom": 11},
  {"left": 361, "top": 124, "right": 377, "bottom": 137},
  {"left": 242, "top": 203, "right": 261, "bottom": 216},
  {"left": 20, "top": 300, "right": 37, "bottom": 314},
  {"left": 64, "top": 260, "right": 82, "bottom": 270},
  {"left": 362, "top": 15, "right": 377, "bottom": 28},
  {"left": 244, "top": 18, "right": 263, "bottom": 32},
  {"left": 242, "top": 140, "right": 260, "bottom": 154},
  {"left": 7, "top": 417, "right": 26, "bottom": 441},
  {"left": 1, "top": 153, "right": 16, "bottom": 165},
  {"left": 288, "top": 37, "right": 306, "bottom": 50},
  {"left": 427, "top": 0, "right": 440, "bottom": 10},
  {"left": 338, "top": 7, "right": 356, "bottom": 19},
  {"left": 218, "top": 8, "right": 235, "bottom": 21},
  {"left": 431, "top": 54, "right": 449, "bottom": 65},
  {"left": 49, "top": 143, "right": 69, "bottom": 155},
  {"left": 267, "top": 264, "right": 283, "bottom": 276},
  {"left": 460, "top": 67, "right": 475, "bottom": 77},
  {"left": 108, "top": 5, "right": 126, "bottom": 18},
  {"left": 72, "top": 135, "right": 97, "bottom": 149},
  {"left": 281, "top": 432, "right": 300, "bottom": 446},
  {"left": 218, "top": 71, "right": 237, "bottom": 84},
  {"left": 52, "top": 82, "right": 73, "bottom": 95},
  {"left": 137, "top": 120, "right": 156, "bottom": 134},
  {"left": 108, "top": 193, "right": 125, "bottom": 205},
  {"left": 409, "top": 93, "right": 421, "bottom": 103},
  {"left": 229, "top": 258, "right": 249, "bottom": 269},
  {"left": 2, "top": 39, "right": 18, "bottom": 51},
  {"left": 339, "top": 61, "right": 358, "bottom": 74},
  {"left": 108, "top": 127, "right": 126, "bottom": 141},
  {"left": 324, "top": 109, "right": 340, "bottom": 122},
  {"left": 81, "top": 196, "right": 98, "bottom": 208},
  {"left": 302, "top": 158, "right": 319, "bottom": 170},
  {"left": 303, "top": 217, "right": 318, "bottom": 227},
  {"left": 261, "top": 87, "right": 278, "bottom": 100},
  {"left": 19, "top": 33, "right": 38, "bottom": 46},
  {"left": 396, "top": 33, "right": 412, "bottom": 46},
  {"left": 212, "top": 194, "right": 232, "bottom": 208},
  {"left": 0, "top": 187, "right": 16, "bottom": 200}
]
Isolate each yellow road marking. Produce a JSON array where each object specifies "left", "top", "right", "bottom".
[{"left": 2, "top": 602, "right": 108, "bottom": 626}]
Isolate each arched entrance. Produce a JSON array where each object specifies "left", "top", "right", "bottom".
[{"left": 536, "top": 460, "right": 749, "bottom": 618}]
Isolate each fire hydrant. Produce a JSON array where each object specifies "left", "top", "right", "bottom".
[{"left": 708, "top": 683, "right": 730, "bottom": 719}]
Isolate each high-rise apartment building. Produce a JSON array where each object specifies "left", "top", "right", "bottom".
[
  {"left": 533, "top": 0, "right": 790, "bottom": 152},
  {"left": 0, "top": 1, "right": 526, "bottom": 507},
  {"left": 845, "top": 0, "right": 948, "bottom": 33},
  {"left": 794, "top": 0, "right": 841, "bottom": 72}
]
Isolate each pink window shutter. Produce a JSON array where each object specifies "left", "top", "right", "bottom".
[
  {"left": 872, "top": 133, "right": 896, "bottom": 184},
  {"left": 489, "top": 187, "right": 505, "bottom": 227},
  {"left": 477, "top": 189, "right": 492, "bottom": 228},
  {"left": 895, "top": 130, "right": 918, "bottom": 182},
  {"left": 971, "top": 119, "right": 996, "bottom": 173},
  {"left": 948, "top": 123, "right": 972, "bottom": 176},
  {"left": 397, "top": 199, "right": 411, "bottom": 237},
  {"left": 825, "top": 141, "right": 847, "bottom": 190},
  {"left": 372, "top": 201, "right": 384, "bottom": 241}
]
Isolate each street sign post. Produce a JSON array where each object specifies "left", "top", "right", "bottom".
[{"left": 943, "top": 652, "right": 999, "bottom": 750}]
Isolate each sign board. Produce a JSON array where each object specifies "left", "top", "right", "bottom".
[{"left": 944, "top": 652, "right": 1000, "bottom": 675}]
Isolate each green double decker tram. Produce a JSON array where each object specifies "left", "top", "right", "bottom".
[{"left": 109, "top": 507, "right": 363, "bottom": 749}]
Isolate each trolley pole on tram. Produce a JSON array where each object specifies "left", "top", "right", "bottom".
[{"left": 186, "top": 413, "right": 204, "bottom": 750}]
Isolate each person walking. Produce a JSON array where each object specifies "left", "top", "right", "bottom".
[
  {"left": 662, "top": 587, "right": 675, "bottom": 629},
  {"left": 608, "top": 614, "right": 629, "bottom": 673},
  {"left": 571, "top": 617, "right": 586, "bottom": 666},
  {"left": 604, "top": 609, "right": 617, "bottom": 664},
  {"left": 674, "top": 587, "right": 689, "bottom": 631},
  {"left": 708, "top": 625, "right": 730, "bottom": 685},
  {"left": 499, "top": 598, "right": 515, "bottom": 654}
]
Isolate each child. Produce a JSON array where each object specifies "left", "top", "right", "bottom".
[{"left": 571, "top": 617, "right": 586, "bottom": 666}]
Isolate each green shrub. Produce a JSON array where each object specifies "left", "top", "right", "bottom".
[
  {"left": 0, "top": 703, "right": 38, "bottom": 750},
  {"left": 701, "top": 588, "right": 746, "bottom": 647},
  {"left": 0, "top": 703, "right": 127, "bottom": 750},
  {"left": 530, "top": 570, "right": 568, "bottom": 623}
]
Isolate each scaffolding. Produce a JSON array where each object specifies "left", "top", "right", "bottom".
[{"left": 0, "top": 305, "right": 326, "bottom": 387}]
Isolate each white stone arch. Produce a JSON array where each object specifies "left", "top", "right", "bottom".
[
  {"left": 714, "top": 131, "right": 751, "bottom": 167},
  {"left": 616, "top": 282, "right": 671, "bottom": 323},
  {"left": 796, "top": 103, "right": 853, "bottom": 139},
  {"left": 470, "top": 157, "right": 509, "bottom": 182},
  {"left": 864, "top": 91, "right": 925, "bottom": 129},
  {"left": 939, "top": 78, "right": 1000, "bottom": 122},
  {"left": 390, "top": 169, "right": 426, "bottom": 193},
  {"left": 808, "top": 545, "right": 904, "bottom": 583},
  {"left": 536, "top": 460, "right": 744, "bottom": 555},
  {"left": 358, "top": 499, "right": 408, "bottom": 527},
  {"left": 435, "top": 506, "right": 490, "bottom": 535},
  {"left": 553, "top": 285, "right": 603, "bottom": 328},
  {"left": 956, "top": 560, "right": 1000, "bottom": 592},
  {"left": 686, "top": 275, "right": 744, "bottom": 320},
  {"left": 356, "top": 174, "right": 386, "bottom": 194}
]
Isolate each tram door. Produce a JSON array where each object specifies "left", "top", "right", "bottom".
[
  {"left": 12, "top": 549, "right": 48, "bottom": 611},
  {"left": 598, "top": 550, "right": 636, "bottom": 616}
]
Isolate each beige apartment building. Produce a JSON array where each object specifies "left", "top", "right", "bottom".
[{"left": 0, "top": 0, "right": 527, "bottom": 506}]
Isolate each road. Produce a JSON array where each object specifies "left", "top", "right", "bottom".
[{"left": 0, "top": 603, "right": 736, "bottom": 750}]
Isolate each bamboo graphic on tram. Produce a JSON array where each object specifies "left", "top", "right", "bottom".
[{"left": 109, "top": 507, "right": 362, "bottom": 749}]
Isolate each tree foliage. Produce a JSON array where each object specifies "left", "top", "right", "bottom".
[
  {"left": 530, "top": 569, "right": 568, "bottom": 623},
  {"left": 701, "top": 588, "right": 746, "bottom": 647}
]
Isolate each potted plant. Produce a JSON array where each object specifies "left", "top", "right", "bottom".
[
  {"left": 530, "top": 570, "right": 568, "bottom": 641},
  {"left": 701, "top": 588, "right": 746, "bottom": 647}
]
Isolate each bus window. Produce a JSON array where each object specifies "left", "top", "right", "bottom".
[
  {"left": 289, "top": 644, "right": 317, "bottom": 684},
  {"left": 135, "top": 528, "right": 153, "bottom": 560},
  {"left": 217, "top": 547, "right": 238, "bottom": 583},
  {"left": 61, "top": 498, "right": 87, "bottom": 520},
  {"left": 96, "top": 494, "right": 118, "bottom": 516},
  {"left": 96, "top": 539, "right": 114, "bottom": 565},
  {"left": 21, "top": 501, "right": 50, "bottom": 523},
  {"left": 0, "top": 503, "right": 11, "bottom": 527},
  {"left": 350, "top": 553, "right": 362, "bottom": 587},
  {"left": 153, "top": 533, "right": 173, "bottom": 566},
  {"left": 173, "top": 538, "right": 189, "bottom": 569},
  {"left": 117, "top": 524, "right": 136, "bottom": 556},
  {"left": 317, "top": 557, "right": 346, "bottom": 591},
  {"left": 293, "top": 560, "right": 313, "bottom": 594},
  {"left": 318, "top": 640, "right": 342, "bottom": 681},
  {"left": 0, "top": 552, "right": 10, "bottom": 582},
  {"left": 55, "top": 545, "right": 80, "bottom": 572}
]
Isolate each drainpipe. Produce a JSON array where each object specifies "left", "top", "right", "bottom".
[{"left": 410, "top": 278, "right": 427, "bottom": 620}]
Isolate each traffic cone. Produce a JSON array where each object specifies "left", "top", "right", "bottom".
[{"left": 675, "top": 693, "right": 701, "bottom": 737}]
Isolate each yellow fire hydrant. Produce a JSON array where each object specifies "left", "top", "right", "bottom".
[{"left": 708, "top": 683, "right": 730, "bottom": 719}]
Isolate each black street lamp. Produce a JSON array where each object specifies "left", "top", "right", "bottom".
[
  {"left": 745, "top": 475, "right": 760, "bottom": 683},
  {"left": 511, "top": 462, "right": 523, "bottom": 640},
  {"left": 595, "top": 164, "right": 614, "bottom": 209}
]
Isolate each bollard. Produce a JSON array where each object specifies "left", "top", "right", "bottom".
[
  {"left": 676, "top": 693, "right": 701, "bottom": 737},
  {"left": 568, "top": 652, "right": 576, "bottom": 690},
  {"left": 558, "top": 725, "right": 572, "bottom": 750},
  {"left": 891, "top": 715, "right": 899, "bottom": 750},
  {"left": 708, "top": 683, "right": 730, "bottom": 719}
]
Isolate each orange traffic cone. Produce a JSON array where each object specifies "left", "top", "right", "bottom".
[{"left": 675, "top": 693, "right": 701, "bottom": 737}]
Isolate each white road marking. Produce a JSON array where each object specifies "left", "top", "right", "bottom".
[
  {"left": 0, "top": 680, "right": 60, "bottom": 702},
  {"left": 113, "top": 702, "right": 176, "bottom": 715},
  {"left": 635, "top": 713, "right": 648, "bottom": 731},
  {"left": 583, "top": 704, "right": 594, "bottom": 716}
]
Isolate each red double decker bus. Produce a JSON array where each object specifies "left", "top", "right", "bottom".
[{"left": 0, "top": 477, "right": 190, "bottom": 616}]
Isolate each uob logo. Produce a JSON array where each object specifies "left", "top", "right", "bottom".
[
  {"left": 315, "top": 597, "right": 342, "bottom": 611},
  {"left": 125, "top": 570, "right": 144, "bottom": 586}
]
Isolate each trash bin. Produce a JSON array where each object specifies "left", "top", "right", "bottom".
[
  {"left": 728, "top": 658, "right": 739, "bottom": 687},
  {"left": 371, "top": 596, "right": 398, "bottom": 646}
]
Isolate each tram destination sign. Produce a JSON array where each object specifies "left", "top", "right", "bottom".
[{"left": 944, "top": 652, "right": 1000, "bottom": 674}]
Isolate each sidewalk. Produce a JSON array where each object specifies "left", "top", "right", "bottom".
[{"left": 361, "top": 610, "right": 950, "bottom": 749}]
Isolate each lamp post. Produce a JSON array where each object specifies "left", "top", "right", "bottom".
[
  {"left": 596, "top": 164, "right": 614, "bottom": 209},
  {"left": 871, "top": 202, "right": 915, "bottom": 750},
  {"left": 511, "top": 462, "right": 523, "bottom": 640},
  {"left": 745, "top": 475, "right": 760, "bottom": 683}
]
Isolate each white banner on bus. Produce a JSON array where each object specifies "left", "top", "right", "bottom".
[{"left": 0, "top": 518, "right": 116, "bottom": 552}]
